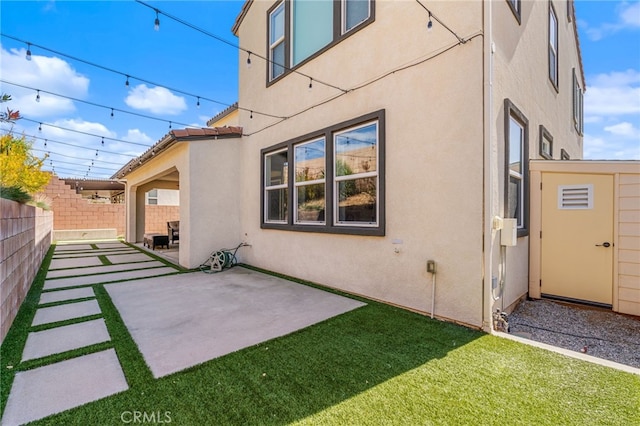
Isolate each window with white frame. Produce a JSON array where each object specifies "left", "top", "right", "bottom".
[
  {"left": 549, "top": 2, "right": 559, "bottom": 89},
  {"left": 343, "top": 0, "right": 371, "bottom": 33},
  {"left": 269, "top": 2, "right": 286, "bottom": 80},
  {"left": 294, "top": 138, "right": 326, "bottom": 224},
  {"left": 267, "top": 0, "right": 374, "bottom": 82},
  {"left": 261, "top": 110, "right": 384, "bottom": 235},
  {"left": 572, "top": 68, "right": 584, "bottom": 135},
  {"left": 505, "top": 100, "right": 529, "bottom": 235},
  {"left": 264, "top": 149, "right": 289, "bottom": 223},
  {"left": 334, "top": 122, "right": 378, "bottom": 226},
  {"left": 146, "top": 189, "right": 158, "bottom": 205},
  {"left": 507, "top": 0, "right": 521, "bottom": 23},
  {"left": 539, "top": 125, "right": 553, "bottom": 159}
]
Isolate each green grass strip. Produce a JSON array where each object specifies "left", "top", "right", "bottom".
[
  {"left": 0, "top": 244, "right": 55, "bottom": 414},
  {"left": 98, "top": 255, "right": 112, "bottom": 266}
]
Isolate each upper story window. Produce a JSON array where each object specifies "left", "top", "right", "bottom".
[
  {"left": 507, "top": 0, "right": 521, "bottom": 23},
  {"left": 262, "top": 110, "right": 385, "bottom": 235},
  {"left": 269, "top": 2, "right": 286, "bottom": 80},
  {"left": 267, "top": 0, "right": 374, "bottom": 83},
  {"left": 505, "top": 99, "right": 529, "bottom": 237},
  {"left": 539, "top": 125, "right": 553, "bottom": 159},
  {"left": 572, "top": 68, "right": 584, "bottom": 135},
  {"left": 549, "top": 2, "right": 559, "bottom": 90}
]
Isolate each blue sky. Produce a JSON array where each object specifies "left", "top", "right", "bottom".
[{"left": 0, "top": 1, "right": 638, "bottom": 179}]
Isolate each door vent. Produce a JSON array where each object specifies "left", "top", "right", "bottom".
[{"left": 558, "top": 184, "right": 593, "bottom": 209}]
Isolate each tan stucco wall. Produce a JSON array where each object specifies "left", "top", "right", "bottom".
[
  {"left": 529, "top": 160, "right": 640, "bottom": 316},
  {"left": 124, "top": 139, "right": 242, "bottom": 269},
  {"left": 237, "top": 1, "right": 485, "bottom": 327},
  {"left": 487, "top": 0, "right": 584, "bottom": 316}
]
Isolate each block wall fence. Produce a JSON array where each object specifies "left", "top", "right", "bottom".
[
  {"left": 0, "top": 199, "right": 53, "bottom": 344},
  {"left": 42, "top": 178, "right": 180, "bottom": 238}
]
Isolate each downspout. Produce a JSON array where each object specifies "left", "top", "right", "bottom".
[{"left": 482, "top": 0, "right": 495, "bottom": 332}]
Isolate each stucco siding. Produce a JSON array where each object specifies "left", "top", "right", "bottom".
[{"left": 237, "top": 1, "right": 485, "bottom": 327}]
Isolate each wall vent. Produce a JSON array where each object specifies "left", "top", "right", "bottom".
[{"left": 558, "top": 184, "right": 593, "bottom": 209}]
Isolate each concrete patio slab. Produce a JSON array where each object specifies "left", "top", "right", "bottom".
[
  {"left": 43, "top": 267, "right": 177, "bottom": 290},
  {"left": 49, "top": 257, "right": 104, "bottom": 270},
  {"left": 106, "top": 253, "right": 159, "bottom": 263},
  {"left": 46, "top": 261, "right": 164, "bottom": 279},
  {"left": 0, "top": 349, "right": 128, "bottom": 426},
  {"left": 22, "top": 319, "right": 111, "bottom": 361},
  {"left": 107, "top": 267, "right": 366, "bottom": 378},
  {"left": 32, "top": 300, "right": 102, "bottom": 326},
  {"left": 40, "top": 287, "right": 95, "bottom": 304}
]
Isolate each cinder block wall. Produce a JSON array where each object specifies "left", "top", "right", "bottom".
[
  {"left": 0, "top": 199, "right": 53, "bottom": 343},
  {"left": 43, "top": 177, "right": 125, "bottom": 236},
  {"left": 145, "top": 205, "right": 180, "bottom": 234}
]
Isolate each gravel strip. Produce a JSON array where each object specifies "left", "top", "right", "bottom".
[{"left": 508, "top": 299, "right": 640, "bottom": 368}]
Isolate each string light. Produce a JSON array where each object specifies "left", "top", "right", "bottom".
[
  {"left": 154, "top": 9, "right": 160, "bottom": 31},
  {"left": 169, "top": 121, "right": 172, "bottom": 129},
  {"left": 1, "top": 34, "right": 287, "bottom": 119},
  {"left": 101, "top": 137, "right": 105, "bottom": 146},
  {"left": 414, "top": 0, "right": 467, "bottom": 44},
  {"left": 125, "top": 75, "right": 130, "bottom": 87},
  {"left": 196, "top": 97, "right": 200, "bottom": 108},
  {"left": 35, "top": 90, "right": 40, "bottom": 102},
  {"left": 25, "top": 43, "right": 32, "bottom": 61},
  {"left": 38, "top": 122, "right": 42, "bottom": 132},
  {"left": 110, "top": 108, "right": 114, "bottom": 119},
  {"left": 308, "top": 78, "right": 313, "bottom": 91},
  {"left": 427, "top": 12, "right": 433, "bottom": 31},
  {"left": 247, "top": 52, "right": 252, "bottom": 68},
  {"left": 2, "top": 80, "right": 195, "bottom": 128},
  {"left": 250, "top": 111, "right": 253, "bottom": 119},
  {"left": 44, "top": 139, "right": 47, "bottom": 147}
]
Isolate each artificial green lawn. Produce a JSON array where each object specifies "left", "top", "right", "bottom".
[{"left": 1, "top": 245, "right": 638, "bottom": 425}]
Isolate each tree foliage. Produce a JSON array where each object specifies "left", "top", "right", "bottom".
[
  {"left": 0, "top": 134, "right": 50, "bottom": 195},
  {"left": 0, "top": 93, "right": 21, "bottom": 122}
]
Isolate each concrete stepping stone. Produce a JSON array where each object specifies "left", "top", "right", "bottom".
[
  {"left": 22, "top": 319, "right": 111, "bottom": 361},
  {"left": 43, "top": 267, "right": 177, "bottom": 290},
  {"left": 32, "top": 300, "right": 102, "bottom": 326},
  {"left": 49, "top": 257, "right": 104, "bottom": 270},
  {"left": 55, "top": 244, "right": 94, "bottom": 251},
  {"left": 94, "top": 242, "right": 127, "bottom": 249},
  {"left": 40, "top": 288, "right": 95, "bottom": 304},
  {"left": 46, "top": 261, "right": 164, "bottom": 279},
  {"left": 106, "top": 253, "right": 157, "bottom": 263},
  {"left": 0, "top": 349, "right": 128, "bottom": 426},
  {"left": 52, "top": 249, "right": 137, "bottom": 259}
]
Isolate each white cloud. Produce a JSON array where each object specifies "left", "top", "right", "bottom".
[
  {"left": 583, "top": 132, "right": 640, "bottom": 160},
  {"left": 579, "top": 2, "right": 640, "bottom": 41},
  {"left": 124, "top": 84, "right": 187, "bottom": 115},
  {"left": 585, "top": 69, "right": 640, "bottom": 117},
  {"left": 604, "top": 121, "right": 640, "bottom": 138},
  {"left": 620, "top": 2, "right": 640, "bottom": 27},
  {"left": 1, "top": 46, "right": 89, "bottom": 118},
  {"left": 124, "top": 129, "right": 154, "bottom": 144}
]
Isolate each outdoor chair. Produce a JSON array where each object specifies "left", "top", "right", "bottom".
[{"left": 167, "top": 221, "right": 180, "bottom": 244}]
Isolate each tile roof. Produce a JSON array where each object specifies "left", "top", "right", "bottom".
[{"left": 171, "top": 126, "right": 242, "bottom": 138}]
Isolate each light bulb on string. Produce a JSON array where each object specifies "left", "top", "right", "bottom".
[
  {"left": 427, "top": 12, "right": 433, "bottom": 31},
  {"left": 196, "top": 97, "right": 200, "bottom": 108},
  {"left": 308, "top": 78, "right": 313, "bottom": 91},
  {"left": 35, "top": 90, "right": 40, "bottom": 102},
  {"left": 247, "top": 52, "right": 252, "bottom": 68},
  {"left": 250, "top": 111, "right": 253, "bottom": 119},
  {"left": 44, "top": 139, "right": 47, "bottom": 147},
  {"left": 125, "top": 76, "right": 130, "bottom": 87},
  {"left": 25, "top": 43, "right": 32, "bottom": 61},
  {"left": 169, "top": 121, "right": 172, "bottom": 130},
  {"left": 101, "top": 137, "right": 105, "bottom": 146},
  {"left": 95, "top": 150, "right": 99, "bottom": 157},
  {"left": 38, "top": 123, "right": 42, "bottom": 132},
  {"left": 154, "top": 10, "right": 160, "bottom": 31},
  {"left": 110, "top": 108, "right": 114, "bottom": 119}
]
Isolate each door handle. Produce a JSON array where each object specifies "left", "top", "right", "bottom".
[{"left": 595, "top": 242, "right": 611, "bottom": 248}]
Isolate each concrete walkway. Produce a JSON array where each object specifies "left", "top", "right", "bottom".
[{"left": 1, "top": 241, "right": 365, "bottom": 425}]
